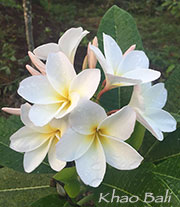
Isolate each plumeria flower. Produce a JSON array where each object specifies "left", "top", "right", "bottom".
[
  {"left": 90, "top": 33, "right": 161, "bottom": 91},
  {"left": 10, "top": 103, "right": 67, "bottom": 173},
  {"left": 129, "top": 83, "right": 177, "bottom": 141},
  {"left": 56, "top": 100, "right": 143, "bottom": 187},
  {"left": 33, "top": 27, "right": 89, "bottom": 64},
  {"left": 18, "top": 51, "right": 100, "bottom": 126}
]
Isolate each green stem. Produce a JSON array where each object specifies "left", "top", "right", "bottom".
[{"left": 77, "top": 194, "right": 94, "bottom": 206}]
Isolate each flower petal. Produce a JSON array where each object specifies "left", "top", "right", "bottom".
[
  {"left": 18, "top": 75, "right": 62, "bottom": 104},
  {"left": 75, "top": 138, "right": 106, "bottom": 187},
  {"left": 101, "top": 136, "right": 143, "bottom": 170},
  {"left": 145, "top": 108, "right": 177, "bottom": 133},
  {"left": 69, "top": 69, "right": 100, "bottom": 99},
  {"left": 33, "top": 43, "right": 59, "bottom": 60},
  {"left": 56, "top": 128, "right": 94, "bottom": 162},
  {"left": 143, "top": 83, "right": 167, "bottom": 108},
  {"left": 58, "top": 27, "right": 89, "bottom": 63},
  {"left": 123, "top": 69, "right": 160, "bottom": 84},
  {"left": 118, "top": 50, "right": 149, "bottom": 74},
  {"left": 98, "top": 106, "right": 136, "bottom": 141},
  {"left": 55, "top": 92, "right": 80, "bottom": 119},
  {"left": 49, "top": 116, "right": 69, "bottom": 135},
  {"left": 103, "top": 33, "right": 123, "bottom": 74},
  {"left": 136, "top": 112, "right": 164, "bottom": 141},
  {"left": 10, "top": 126, "right": 50, "bottom": 152},
  {"left": 29, "top": 103, "right": 63, "bottom": 126},
  {"left": 23, "top": 138, "right": 53, "bottom": 173},
  {"left": 106, "top": 73, "right": 141, "bottom": 87},
  {"left": 20, "top": 103, "right": 54, "bottom": 133},
  {"left": 48, "top": 138, "right": 66, "bottom": 171},
  {"left": 46, "top": 52, "right": 76, "bottom": 96},
  {"left": 90, "top": 45, "right": 112, "bottom": 74},
  {"left": 69, "top": 100, "right": 107, "bottom": 135}
]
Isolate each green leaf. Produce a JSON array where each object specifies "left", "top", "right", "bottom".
[
  {"left": 127, "top": 122, "right": 146, "bottom": 150},
  {"left": 165, "top": 66, "right": 180, "bottom": 113},
  {"left": 0, "top": 167, "right": 55, "bottom": 207},
  {"left": 171, "top": 112, "right": 180, "bottom": 123},
  {"left": 142, "top": 128, "right": 180, "bottom": 163},
  {"left": 0, "top": 116, "right": 54, "bottom": 173},
  {"left": 31, "top": 194, "right": 71, "bottom": 207},
  {"left": 53, "top": 167, "right": 81, "bottom": 198},
  {"left": 92, "top": 160, "right": 180, "bottom": 206},
  {"left": 97, "top": 5, "right": 144, "bottom": 111}
]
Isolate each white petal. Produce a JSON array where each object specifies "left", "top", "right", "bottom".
[
  {"left": 23, "top": 138, "right": 53, "bottom": 173},
  {"left": 101, "top": 136, "right": 143, "bottom": 170},
  {"left": 20, "top": 103, "right": 53, "bottom": 133},
  {"left": 98, "top": 106, "right": 136, "bottom": 141},
  {"left": 90, "top": 45, "right": 112, "bottom": 74},
  {"left": 18, "top": 75, "right": 61, "bottom": 104},
  {"left": 48, "top": 138, "right": 66, "bottom": 171},
  {"left": 20, "top": 103, "right": 34, "bottom": 127},
  {"left": 75, "top": 138, "right": 106, "bottom": 187},
  {"left": 118, "top": 50, "right": 149, "bottom": 74},
  {"left": 136, "top": 112, "right": 164, "bottom": 141},
  {"left": 123, "top": 69, "right": 161, "bottom": 83},
  {"left": 106, "top": 73, "right": 141, "bottom": 87},
  {"left": 58, "top": 27, "right": 89, "bottom": 63},
  {"left": 49, "top": 116, "right": 69, "bottom": 135},
  {"left": 33, "top": 43, "right": 59, "bottom": 60},
  {"left": 29, "top": 103, "right": 63, "bottom": 126},
  {"left": 10, "top": 126, "right": 50, "bottom": 152},
  {"left": 129, "top": 85, "right": 145, "bottom": 109},
  {"left": 145, "top": 108, "right": 177, "bottom": 133},
  {"left": 46, "top": 52, "right": 76, "bottom": 96},
  {"left": 103, "top": 33, "right": 123, "bottom": 74},
  {"left": 69, "top": 100, "right": 107, "bottom": 135},
  {"left": 140, "top": 82, "right": 152, "bottom": 92},
  {"left": 55, "top": 92, "right": 80, "bottom": 119},
  {"left": 69, "top": 69, "right": 100, "bottom": 99},
  {"left": 143, "top": 83, "right": 167, "bottom": 108},
  {"left": 56, "top": 128, "right": 94, "bottom": 162}
]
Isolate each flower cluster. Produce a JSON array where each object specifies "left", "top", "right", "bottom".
[{"left": 2, "top": 27, "right": 176, "bottom": 187}]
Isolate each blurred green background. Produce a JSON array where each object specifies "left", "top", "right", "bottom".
[{"left": 0, "top": 0, "right": 179, "bottom": 206}]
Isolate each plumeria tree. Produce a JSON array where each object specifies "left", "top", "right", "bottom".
[{"left": 1, "top": 5, "right": 180, "bottom": 207}]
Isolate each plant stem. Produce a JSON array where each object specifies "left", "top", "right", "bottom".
[
  {"left": 77, "top": 194, "right": 94, "bottom": 206},
  {"left": 23, "top": 0, "right": 34, "bottom": 51}
]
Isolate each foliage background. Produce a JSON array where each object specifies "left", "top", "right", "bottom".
[{"left": 0, "top": 0, "right": 180, "bottom": 206}]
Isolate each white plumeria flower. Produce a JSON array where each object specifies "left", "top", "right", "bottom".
[
  {"left": 18, "top": 51, "right": 100, "bottom": 126},
  {"left": 56, "top": 100, "right": 143, "bottom": 187},
  {"left": 33, "top": 27, "right": 89, "bottom": 64},
  {"left": 129, "top": 83, "right": 177, "bottom": 141},
  {"left": 10, "top": 103, "right": 67, "bottom": 173},
  {"left": 90, "top": 33, "right": 161, "bottom": 89}
]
